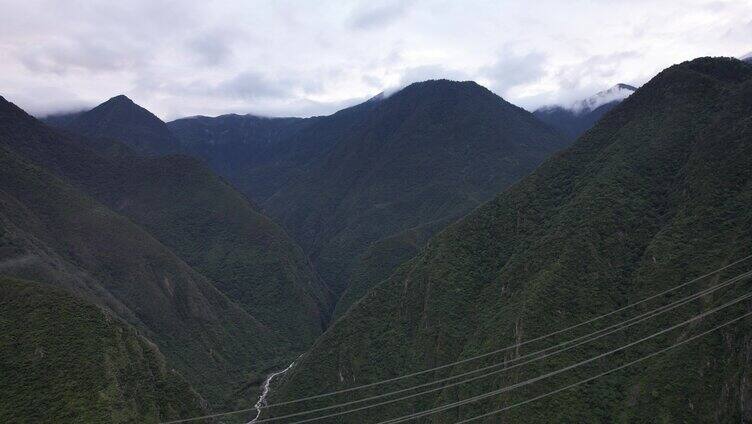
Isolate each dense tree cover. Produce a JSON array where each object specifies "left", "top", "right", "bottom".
[
  {"left": 0, "top": 277, "right": 205, "bottom": 423},
  {"left": 11, "top": 96, "right": 332, "bottom": 353},
  {"left": 268, "top": 57, "right": 752, "bottom": 423},
  {"left": 65, "top": 95, "right": 181, "bottom": 156},
  {"left": 171, "top": 81, "right": 570, "bottom": 315},
  {"left": 0, "top": 139, "right": 283, "bottom": 408},
  {"left": 264, "top": 80, "right": 570, "bottom": 303},
  {"left": 167, "top": 97, "right": 381, "bottom": 203},
  {"left": 533, "top": 100, "right": 623, "bottom": 140}
]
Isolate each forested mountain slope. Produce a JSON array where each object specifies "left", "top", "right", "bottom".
[
  {"left": 167, "top": 97, "right": 382, "bottom": 204},
  {"left": 169, "top": 82, "right": 569, "bottom": 315},
  {"left": 0, "top": 277, "right": 205, "bottom": 423},
  {"left": 262, "top": 81, "right": 569, "bottom": 306},
  {"left": 0, "top": 109, "right": 286, "bottom": 409},
  {"left": 3, "top": 96, "right": 332, "bottom": 352},
  {"left": 268, "top": 57, "right": 752, "bottom": 423},
  {"left": 65, "top": 95, "right": 180, "bottom": 155}
]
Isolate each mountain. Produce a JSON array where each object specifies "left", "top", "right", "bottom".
[
  {"left": 7, "top": 95, "right": 332, "bottom": 351},
  {"left": 171, "top": 81, "right": 570, "bottom": 316},
  {"left": 742, "top": 53, "right": 752, "bottom": 64},
  {"left": 168, "top": 98, "right": 380, "bottom": 203},
  {"left": 263, "top": 80, "right": 570, "bottom": 307},
  {"left": 0, "top": 277, "right": 206, "bottom": 423},
  {"left": 0, "top": 95, "right": 334, "bottom": 412},
  {"left": 534, "top": 83, "right": 637, "bottom": 139},
  {"left": 267, "top": 57, "right": 752, "bottom": 423},
  {"left": 40, "top": 109, "right": 85, "bottom": 127},
  {"left": 0, "top": 137, "right": 276, "bottom": 407},
  {"left": 63, "top": 95, "right": 180, "bottom": 155}
]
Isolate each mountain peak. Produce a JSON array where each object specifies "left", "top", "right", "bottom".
[
  {"left": 533, "top": 83, "right": 638, "bottom": 139},
  {"left": 67, "top": 95, "right": 180, "bottom": 156},
  {"left": 615, "top": 83, "right": 638, "bottom": 91},
  {"left": 570, "top": 83, "right": 637, "bottom": 113},
  {"left": 383, "top": 79, "right": 511, "bottom": 112},
  {"left": 403, "top": 79, "right": 486, "bottom": 93},
  {"left": 381, "top": 79, "right": 493, "bottom": 101},
  {"left": 107, "top": 94, "right": 135, "bottom": 105},
  {"left": 0, "top": 94, "right": 35, "bottom": 123}
]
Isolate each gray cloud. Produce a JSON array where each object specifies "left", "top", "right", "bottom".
[
  {"left": 348, "top": 1, "right": 412, "bottom": 30},
  {"left": 556, "top": 51, "right": 641, "bottom": 91},
  {"left": 0, "top": 0, "right": 750, "bottom": 119},
  {"left": 218, "top": 71, "right": 293, "bottom": 99},
  {"left": 19, "top": 38, "right": 145, "bottom": 74},
  {"left": 187, "top": 33, "right": 234, "bottom": 67},
  {"left": 397, "top": 64, "right": 469, "bottom": 86},
  {"left": 482, "top": 50, "right": 547, "bottom": 96}
]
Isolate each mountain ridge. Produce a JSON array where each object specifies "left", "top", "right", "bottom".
[
  {"left": 260, "top": 78, "right": 571, "bottom": 304},
  {"left": 268, "top": 56, "right": 752, "bottom": 423},
  {"left": 0, "top": 277, "right": 207, "bottom": 423},
  {"left": 64, "top": 94, "right": 181, "bottom": 155},
  {"left": 533, "top": 83, "right": 637, "bottom": 140},
  {"left": 0, "top": 94, "right": 333, "bottom": 409}
]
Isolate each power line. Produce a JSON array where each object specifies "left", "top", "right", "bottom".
[
  {"left": 245, "top": 269, "right": 752, "bottom": 424},
  {"left": 262, "top": 253, "right": 752, "bottom": 409},
  {"left": 160, "top": 255, "right": 752, "bottom": 424},
  {"left": 456, "top": 308, "right": 752, "bottom": 423},
  {"left": 376, "top": 289, "right": 752, "bottom": 424}
]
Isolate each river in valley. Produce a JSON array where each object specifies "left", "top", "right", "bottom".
[{"left": 248, "top": 361, "right": 296, "bottom": 423}]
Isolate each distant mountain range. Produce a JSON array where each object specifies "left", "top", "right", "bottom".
[
  {"left": 169, "top": 79, "right": 571, "bottom": 315},
  {"left": 4, "top": 77, "right": 571, "bottom": 419},
  {"left": 45, "top": 81, "right": 575, "bottom": 322},
  {"left": 534, "top": 83, "right": 637, "bottom": 139}
]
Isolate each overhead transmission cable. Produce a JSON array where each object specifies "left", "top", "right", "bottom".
[
  {"left": 246, "top": 269, "right": 752, "bottom": 424},
  {"left": 159, "top": 254, "right": 752, "bottom": 424},
  {"left": 456, "top": 308, "right": 752, "bottom": 423},
  {"left": 264, "top": 253, "right": 752, "bottom": 409},
  {"left": 375, "top": 289, "right": 752, "bottom": 424}
]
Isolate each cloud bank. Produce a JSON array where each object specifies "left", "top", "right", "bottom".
[{"left": 1, "top": 0, "right": 750, "bottom": 119}]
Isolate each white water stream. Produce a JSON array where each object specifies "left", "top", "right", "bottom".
[{"left": 247, "top": 361, "right": 296, "bottom": 424}]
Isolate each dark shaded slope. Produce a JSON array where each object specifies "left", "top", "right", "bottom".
[
  {"left": 167, "top": 114, "right": 308, "bottom": 201},
  {"left": 168, "top": 99, "right": 379, "bottom": 202},
  {"left": 107, "top": 155, "right": 332, "bottom": 347},
  {"left": 0, "top": 277, "right": 206, "bottom": 423},
  {"left": 533, "top": 100, "right": 621, "bottom": 140},
  {"left": 0, "top": 138, "right": 280, "bottom": 407},
  {"left": 65, "top": 95, "right": 180, "bottom": 155},
  {"left": 41, "top": 110, "right": 85, "bottom": 127},
  {"left": 264, "top": 80, "right": 570, "bottom": 304},
  {"left": 1, "top": 95, "right": 332, "bottom": 352},
  {"left": 269, "top": 57, "right": 752, "bottom": 423},
  {"left": 533, "top": 84, "right": 637, "bottom": 140}
]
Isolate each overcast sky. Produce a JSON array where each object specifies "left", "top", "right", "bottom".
[{"left": 0, "top": 0, "right": 750, "bottom": 120}]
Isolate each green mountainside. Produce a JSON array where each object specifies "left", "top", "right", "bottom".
[
  {"left": 102, "top": 154, "right": 332, "bottom": 349},
  {"left": 5, "top": 96, "right": 332, "bottom": 351},
  {"left": 0, "top": 134, "right": 279, "bottom": 409},
  {"left": 0, "top": 277, "right": 205, "bottom": 423},
  {"left": 65, "top": 95, "right": 181, "bottom": 155},
  {"left": 169, "top": 82, "right": 570, "bottom": 315},
  {"left": 167, "top": 99, "right": 379, "bottom": 203},
  {"left": 266, "top": 80, "right": 569, "bottom": 305},
  {"left": 268, "top": 57, "right": 752, "bottom": 423}
]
